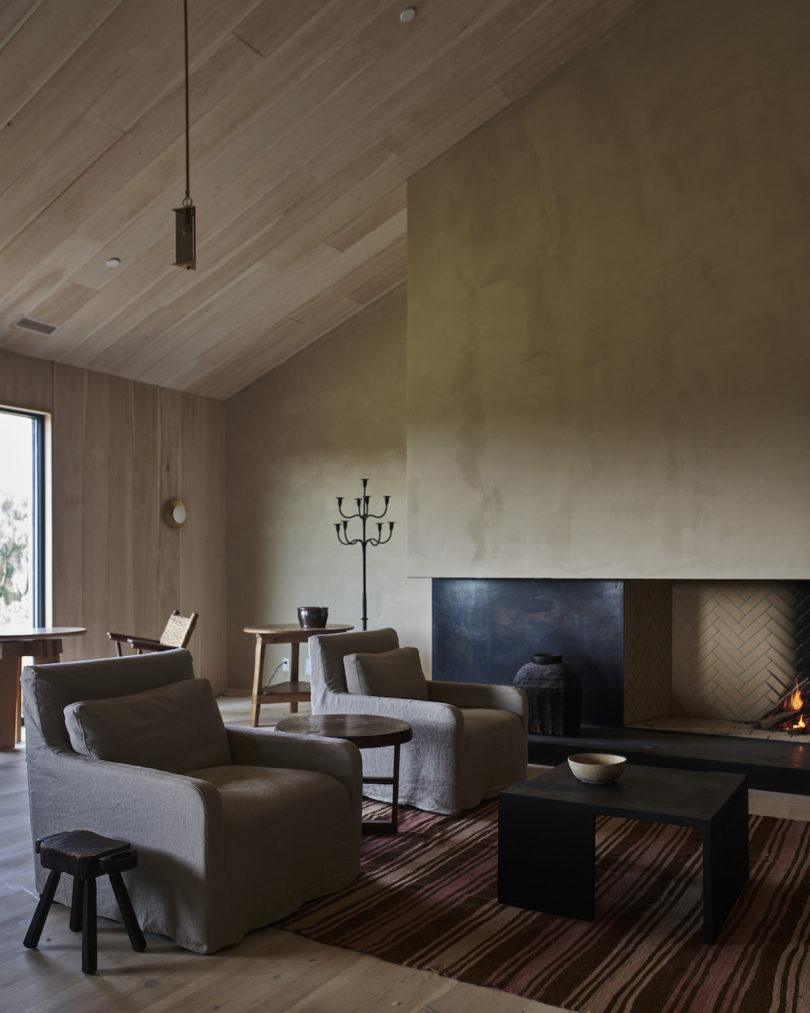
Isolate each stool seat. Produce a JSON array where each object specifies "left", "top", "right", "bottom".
[{"left": 24, "top": 829, "right": 146, "bottom": 973}]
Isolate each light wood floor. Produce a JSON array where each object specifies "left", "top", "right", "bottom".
[{"left": 3, "top": 697, "right": 809, "bottom": 1013}]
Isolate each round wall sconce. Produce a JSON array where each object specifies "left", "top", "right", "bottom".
[{"left": 164, "top": 499, "right": 188, "bottom": 528}]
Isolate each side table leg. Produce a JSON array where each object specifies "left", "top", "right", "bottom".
[
  {"left": 289, "top": 642, "right": 300, "bottom": 714},
  {"left": 251, "top": 637, "right": 265, "bottom": 727},
  {"left": 0, "top": 656, "right": 22, "bottom": 751},
  {"left": 390, "top": 742, "right": 402, "bottom": 831}
]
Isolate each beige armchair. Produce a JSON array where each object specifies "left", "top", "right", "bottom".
[
  {"left": 309, "top": 628, "right": 528, "bottom": 815},
  {"left": 22, "top": 649, "right": 361, "bottom": 954}
]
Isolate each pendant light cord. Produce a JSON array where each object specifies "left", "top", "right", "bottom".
[{"left": 183, "top": 0, "right": 192, "bottom": 207}]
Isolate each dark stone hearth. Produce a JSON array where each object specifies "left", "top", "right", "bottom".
[{"left": 529, "top": 725, "right": 810, "bottom": 795}]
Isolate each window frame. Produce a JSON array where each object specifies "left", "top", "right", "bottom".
[{"left": 0, "top": 406, "right": 47, "bottom": 627}]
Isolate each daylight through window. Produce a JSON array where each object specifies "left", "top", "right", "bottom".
[{"left": 0, "top": 408, "right": 45, "bottom": 628}]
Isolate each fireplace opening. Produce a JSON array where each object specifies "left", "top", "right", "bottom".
[
  {"left": 624, "top": 580, "right": 810, "bottom": 745},
  {"left": 433, "top": 577, "right": 810, "bottom": 745}
]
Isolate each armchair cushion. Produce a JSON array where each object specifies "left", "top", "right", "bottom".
[
  {"left": 64, "top": 677, "right": 231, "bottom": 773},
  {"left": 344, "top": 647, "right": 428, "bottom": 700}
]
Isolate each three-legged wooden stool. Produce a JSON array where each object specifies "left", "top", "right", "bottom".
[{"left": 24, "top": 829, "right": 146, "bottom": 973}]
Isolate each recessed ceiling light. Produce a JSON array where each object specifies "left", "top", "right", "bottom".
[
  {"left": 105, "top": 257, "right": 121, "bottom": 268},
  {"left": 400, "top": 7, "right": 417, "bottom": 23}
]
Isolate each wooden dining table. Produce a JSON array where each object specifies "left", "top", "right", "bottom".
[{"left": 0, "top": 627, "right": 86, "bottom": 749}]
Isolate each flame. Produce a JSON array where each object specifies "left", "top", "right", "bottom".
[
  {"left": 790, "top": 681, "right": 804, "bottom": 712},
  {"left": 797, "top": 714, "right": 807, "bottom": 730}
]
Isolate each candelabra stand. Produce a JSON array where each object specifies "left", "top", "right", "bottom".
[{"left": 335, "top": 478, "right": 394, "bottom": 631}]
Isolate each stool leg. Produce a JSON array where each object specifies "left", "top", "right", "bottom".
[
  {"left": 81, "top": 878, "right": 97, "bottom": 974},
  {"left": 69, "top": 876, "right": 83, "bottom": 932},
  {"left": 108, "top": 872, "right": 146, "bottom": 952},
  {"left": 23, "top": 869, "right": 61, "bottom": 948}
]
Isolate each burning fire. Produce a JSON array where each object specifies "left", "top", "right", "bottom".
[{"left": 788, "top": 679, "right": 807, "bottom": 733}]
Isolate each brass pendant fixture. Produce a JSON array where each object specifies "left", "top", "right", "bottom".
[{"left": 173, "top": 0, "right": 195, "bottom": 269}]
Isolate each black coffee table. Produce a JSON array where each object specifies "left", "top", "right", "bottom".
[{"left": 498, "top": 763, "right": 748, "bottom": 943}]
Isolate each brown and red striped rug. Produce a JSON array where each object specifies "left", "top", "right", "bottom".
[{"left": 277, "top": 800, "right": 810, "bottom": 1012}]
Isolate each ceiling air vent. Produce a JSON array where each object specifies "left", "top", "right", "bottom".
[{"left": 15, "top": 317, "right": 57, "bottom": 335}]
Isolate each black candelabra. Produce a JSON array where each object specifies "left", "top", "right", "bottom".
[{"left": 335, "top": 478, "right": 395, "bottom": 631}]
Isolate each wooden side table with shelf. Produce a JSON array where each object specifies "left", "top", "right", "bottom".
[{"left": 243, "top": 623, "right": 353, "bottom": 726}]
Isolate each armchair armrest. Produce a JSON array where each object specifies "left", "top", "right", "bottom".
[
  {"left": 322, "top": 690, "right": 464, "bottom": 728},
  {"left": 126, "top": 635, "right": 163, "bottom": 651},
  {"left": 30, "top": 752, "right": 224, "bottom": 872},
  {"left": 106, "top": 631, "right": 131, "bottom": 643},
  {"left": 226, "top": 726, "right": 363, "bottom": 823},
  {"left": 427, "top": 681, "right": 528, "bottom": 727}
]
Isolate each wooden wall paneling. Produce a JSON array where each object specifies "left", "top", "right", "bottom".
[
  {"left": 0, "top": 348, "right": 53, "bottom": 414},
  {"left": 178, "top": 393, "right": 227, "bottom": 690},
  {"left": 50, "top": 365, "right": 85, "bottom": 650},
  {"left": 72, "top": 370, "right": 111, "bottom": 660},
  {"left": 157, "top": 386, "right": 183, "bottom": 625},
  {"left": 129, "top": 381, "right": 163, "bottom": 641}
]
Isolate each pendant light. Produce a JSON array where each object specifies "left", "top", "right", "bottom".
[{"left": 173, "top": 0, "right": 195, "bottom": 269}]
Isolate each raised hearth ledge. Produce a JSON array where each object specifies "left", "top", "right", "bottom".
[
  {"left": 629, "top": 715, "right": 810, "bottom": 743},
  {"left": 528, "top": 725, "right": 810, "bottom": 795}
]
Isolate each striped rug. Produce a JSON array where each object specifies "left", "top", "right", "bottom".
[{"left": 277, "top": 800, "right": 810, "bottom": 1012}]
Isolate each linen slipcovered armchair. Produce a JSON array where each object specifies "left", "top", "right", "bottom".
[
  {"left": 22, "top": 649, "right": 362, "bottom": 954},
  {"left": 308, "top": 628, "right": 528, "bottom": 815}
]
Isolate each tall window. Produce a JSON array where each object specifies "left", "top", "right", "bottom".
[{"left": 0, "top": 408, "right": 45, "bottom": 628}]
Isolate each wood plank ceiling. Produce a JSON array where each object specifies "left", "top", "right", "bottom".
[{"left": 0, "top": 0, "right": 647, "bottom": 400}]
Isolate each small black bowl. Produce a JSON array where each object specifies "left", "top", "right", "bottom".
[{"left": 297, "top": 606, "right": 329, "bottom": 629}]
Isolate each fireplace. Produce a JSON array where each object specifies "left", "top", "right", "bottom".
[{"left": 433, "top": 577, "right": 810, "bottom": 792}]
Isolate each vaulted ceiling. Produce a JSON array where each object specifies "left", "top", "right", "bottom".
[{"left": 0, "top": 0, "right": 647, "bottom": 399}]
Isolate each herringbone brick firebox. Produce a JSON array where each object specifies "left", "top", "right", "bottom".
[{"left": 625, "top": 581, "right": 810, "bottom": 737}]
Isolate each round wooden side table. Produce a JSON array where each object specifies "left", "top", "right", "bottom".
[{"left": 275, "top": 713, "right": 413, "bottom": 833}]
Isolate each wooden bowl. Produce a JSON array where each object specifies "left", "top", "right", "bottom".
[{"left": 567, "top": 752, "right": 627, "bottom": 784}]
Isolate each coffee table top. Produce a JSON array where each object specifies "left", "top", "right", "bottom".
[
  {"left": 275, "top": 713, "right": 412, "bottom": 748},
  {"left": 503, "top": 762, "right": 747, "bottom": 825}
]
